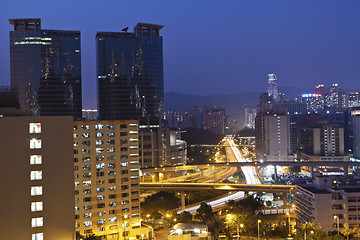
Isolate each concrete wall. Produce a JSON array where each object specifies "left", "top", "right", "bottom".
[{"left": 0, "top": 116, "right": 74, "bottom": 240}]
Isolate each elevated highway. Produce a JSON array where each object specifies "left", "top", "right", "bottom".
[
  {"left": 141, "top": 161, "right": 360, "bottom": 173},
  {"left": 140, "top": 182, "right": 294, "bottom": 193}
]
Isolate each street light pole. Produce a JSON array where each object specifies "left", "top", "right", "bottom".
[
  {"left": 236, "top": 224, "right": 239, "bottom": 240},
  {"left": 257, "top": 220, "right": 261, "bottom": 240},
  {"left": 334, "top": 215, "right": 339, "bottom": 235},
  {"left": 287, "top": 212, "right": 291, "bottom": 237}
]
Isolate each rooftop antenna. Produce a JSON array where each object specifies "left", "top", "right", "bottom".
[{"left": 122, "top": 27, "right": 129, "bottom": 33}]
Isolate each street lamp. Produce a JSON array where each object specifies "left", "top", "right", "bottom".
[
  {"left": 257, "top": 220, "right": 261, "bottom": 240},
  {"left": 334, "top": 215, "right": 340, "bottom": 235},
  {"left": 238, "top": 223, "right": 244, "bottom": 240}
]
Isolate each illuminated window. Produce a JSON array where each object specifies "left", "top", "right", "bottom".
[
  {"left": 83, "top": 181, "right": 91, "bottom": 187},
  {"left": 32, "top": 217, "right": 43, "bottom": 227},
  {"left": 32, "top": 233, "right": 43, "bottom": 240},
  {"left": 30, "top": 155, "right": 42, "bottom": 165},
  {"left": 30, "top": 139, "right": 42, "bottom": 149},
  {"left": 95, "top": 124, "right": 104, "bottom": 130},
  {"left": 84, "top": 221, "right": 92, "bottom": 226},
  {"left": 29, "top": 123, "right": 41, "bottom": 133},
  {"left": 31, "top": 202, "right": 43, "bottom": 212},
  {"left": 31, "top": 186, "right": 42, "bottom": 196},
  {"left": 30, "top": 171, "right": 42, "bottom": 180},
  {"left": 96, "top": 148, "right": 104, "bottom": 153}
]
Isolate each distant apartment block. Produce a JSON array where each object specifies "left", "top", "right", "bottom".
[
  {"left": 0, "top": 116, "right": 75, "bottom": 240},
  {"left": 73, "top": 120, "right": 151, "bottom": 239},
  {"left": 182, "top": 105, "right": 225, "bottom": 135},
  {"left": 255, "top": 114, "right": 290, "bottom": 161},
  {"left": 139, "top": 128, "right": 187, "bottom": 168},
  {"left": 82, "top": 109, "right": 98, "bottom": 121}
]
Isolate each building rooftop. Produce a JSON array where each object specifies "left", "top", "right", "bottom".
[{"left": 9, "top": 18, "right": 41, "bottom": 30}]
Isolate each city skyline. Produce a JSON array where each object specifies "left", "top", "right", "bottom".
[{"left": 1, "top": 1, "right": 360, "bottom": 110}]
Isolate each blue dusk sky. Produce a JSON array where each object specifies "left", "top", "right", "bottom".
[{"left": 0, "top": 0, "right": 360, "bottom": 108}]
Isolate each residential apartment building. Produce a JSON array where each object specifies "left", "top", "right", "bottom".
[
  {"left": 295, "top": 176, "right": 360, "bottom": 233},
  {"left": 255, "top": 114, "right": 290, "bottom": 161},
  {"left": 73, "top": 120, "right": 146, "bottom": 239},
  {"left": 0, "top": 116, "right": 75, "bottom": 240},
  {"left": 139, "top": 128, "right": 187, "bottom": 168}
]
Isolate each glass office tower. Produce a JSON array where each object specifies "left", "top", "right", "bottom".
[
  {"left": 96, "top": 23, "right": 164, "bottom": 126},
  {"left": 9, "top": 18, "right": 82, "bottom": 119}
]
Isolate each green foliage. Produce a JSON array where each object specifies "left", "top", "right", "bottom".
[
  {"left": 178, "top": 211, "right": 193, "bottom": 223},
  {"left": 187, "top": 190, "right": 225, "bottom": 204},
  {"left": 327, "top": 235, "right": 346, "bottom": 240},
  {"left": 195, "top": 202, "right": 224, "bottom": 239},
  {"left": 141, "top": 191, "right": 179, "bottom": 213},
  {"left": 293, "top": 222, "right": 327, "bottom": 240},
  {"left": 77, "top": 233, "right": 103, "bottom": 240}
]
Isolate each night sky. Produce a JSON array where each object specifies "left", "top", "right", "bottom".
[{"left": 1, "top": 0, "right": 360, "bottom": 108}]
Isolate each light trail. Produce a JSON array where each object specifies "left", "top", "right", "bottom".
[{"left": 179, "top": 138, "right": 261, "bottom": 213}]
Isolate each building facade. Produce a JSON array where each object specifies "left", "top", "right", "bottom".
[
  {"left": 0, "top": 116, "right": 75, "bottom": 240},
  {"left": 73, "top": 120, "right": 145, "bottom": 239},
  {"left": 295, "top": 176, "right": 360, "bottom": 233},
  {"left": 9, "top": 18, "right": 82, "bottom": 119},
  {"left": 139, "top": 128, "right": 187, "bottom": 168},
  {"left": 96, "top": 23, "right": 164, "bottom": 126},
  {"left": 255, "top": 114, "right": 290, "bottom": 161}
]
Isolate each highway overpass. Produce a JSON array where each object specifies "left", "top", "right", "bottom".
[
  {"left": 140, "top": 182, "right": 294, "bottom": 193},
  {"left": 141, "top": 161, "right": 360, "bottom": 173}
]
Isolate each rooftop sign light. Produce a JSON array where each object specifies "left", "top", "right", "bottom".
[{"left": 301, "top": 93, "right": 322, "bottom": 98}]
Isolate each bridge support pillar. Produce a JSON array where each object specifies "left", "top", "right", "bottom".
[
  {"left": 159, "top": 172, "right": 164, "bottom": 182},
  {"left": 165, "top": 172, "right": 172, "bottom": 180},
  {"left": 200, "top": 169, "right": 204, "bottom": 177},
  {"left": 244, "top": 191, "right": 249, "bottom": 198},
  {"left": 283, "top": 192, "right": 288, "bottom": 208},
  {"left": 273, "top": 165, "right": 278, "bottom": 182},
  {"left": 180, "top": 191, "right": 186, "bottom": 210},
  {"left": 344, "top": 166, "right": 348, "bottom": 177},
  {"left": 152, "top": 172, "right": 160, "bottom": 182}
]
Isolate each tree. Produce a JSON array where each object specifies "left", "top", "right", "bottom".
[
  {"left": 141, "top": 191, "right": 179, "bottom": 213},
  {"left": 293, "top": 222, "right": 327, "bottom": 240},
  {"left": 178, "top": 211, "right": 193, "bottom": 223},
  {"left": 195, "top": 202, "right": 224, "bottom": 239},
  {"left": 341, "top": 226, "right": 360, "bottom": 240},
  {"left": 83, "top": 234, "right": 103, "bottom": 240}
]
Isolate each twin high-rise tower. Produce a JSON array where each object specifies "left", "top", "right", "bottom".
[
  {"left": 96, "top": 23, "right": 164, "bottom": 126},
  {"left": 9, "top": 18, "right": 82, "bottom": 119},
  {"left": 8, "top": 19, "right": 164, "bottom": 124}
]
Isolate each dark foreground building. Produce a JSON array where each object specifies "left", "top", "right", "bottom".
[
  {"left": 96, "top": 23, "right": 164, "bottom": 126},
  {"left": 9, "top": 18, "right": 82, "bottom": 119}
]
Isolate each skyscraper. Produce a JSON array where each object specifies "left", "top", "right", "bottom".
[
  {"left": 267, "top": 73, "right": 280, "bottom": 102},
  {"left": 9, "top": 18, "right": 82, "bottom": 119},
  {"left": 96, "top": 23, "right": 164, "bottom": 126}
]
